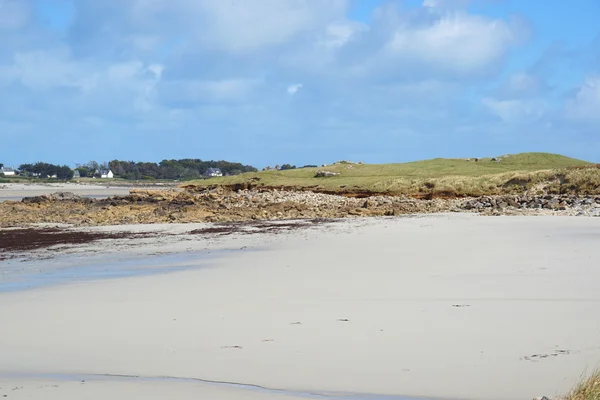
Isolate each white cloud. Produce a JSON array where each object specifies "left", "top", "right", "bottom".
[
  {"left": 193, "top": 0, "right": 347, "bottom": 52},
  {"left": 383, "top": 12, "right": 516, "bottom": 75},
  {"left": 287, "top": 83, "right": 303, "bottom": 96},
  {"left": 160, "top": 79, "right": 260, "bottom": 105},
  {"left": 95, "top": 0, "right": 348, "bottom": 53},
  {"left": 482, "top": 97, "right": 547, "bottom": 122},
  {"left": 0, "top": 0, "right": 31, "bottom": 30},
  {"left": 564, "top": 76, "right": 600, "bottom": 122},
  {"left": 422, "top": 0, "right": 472, "bottom": 9},
  {"left": 10, "top": 48, "right": 98, "bottom": 91},
  {"left": 318, "top": 21, "right": 366, "bottom": 48},
  {"left": 497, "top": 72, "right": 547, "bottom": 98}
]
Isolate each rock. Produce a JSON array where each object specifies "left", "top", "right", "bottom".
[
  {"left": 49, "top": 192, "right": 83, "bottom": 201},
  {"left": 314, "top": 170, "right": 340, "bottom": 178},
  {"left": 348, "top": 208, "right": 365, "bottom": 216},
  {"left": 154, "top": 207, "right": 168, "bottom": 217},
  {"left": 507, "top": 198, "right": 519, "bottom": 208},
  {"left": 362, "top": 199, "right": 377, "bottom": 209},
  {"left": 5, "top": 185, "right": 600, "bottom": 227},
  {"left": 22, "top": 195, "right": 50, "bottom": 204}
]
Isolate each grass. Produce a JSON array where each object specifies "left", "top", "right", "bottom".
[
  {"left": 563, "top": 370, "right": 600, "bottom": 400},
  {"left": 187, "top": 152, "right": 599, "bottom": 196}
]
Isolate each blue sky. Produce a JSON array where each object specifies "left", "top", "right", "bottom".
[{"left": 1, "top": 0, "right": 599, "bottom": 168}]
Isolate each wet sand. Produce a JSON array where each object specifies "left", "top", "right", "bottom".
[
  {"left": 1, "top": 215, "right": 600, "bottom": 400},
  {"left": 0, "top": 182, "right": 166, "bottom": 202}
]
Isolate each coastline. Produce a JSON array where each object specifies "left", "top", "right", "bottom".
[
  {"left": 0, "top": 183, "right": 599, "bottom": 228},
  {"left": 2, "top": 215, "right": 600, "bottom": 399}
]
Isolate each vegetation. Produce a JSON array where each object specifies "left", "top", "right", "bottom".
[
  {"left": 188, "top": 153, "right": 597, "bottom": 196},
  {"left": 19, "top": 162, "right": 74, "bottom": 180},
  {"left": 562, "top": 370, "right": 600, "bottom": 400},
  {"left": 2, "top": 158, "right": 259, "bottom": 182},
  {"left": 107, "top": 159, "right": 257, "bottom": 180}
]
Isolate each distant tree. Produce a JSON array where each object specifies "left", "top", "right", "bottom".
[
  {"left": 33, "top": 162, "right": 59, "bottom": 178},
  {"left": 75, "top": 167, "right": 90, "bottom": 177},
  {"left": 0, "top": 162, "right": 3, "bottom": 169},
  {"left": 280, "top": 164, "right": 296, "bottom": 170},
  {"left": 86, "top": 161, "right": 99, "bottom": 171},
  {"left": 109, "top": 160, "right": 127, "bottom": 177},
  {"left": 19, "top": 162, "right": 72, "bottom": 180},
  {"left": 99, "top": 158, "right": 258, "bottom": 180},
  {"left": 19, "top": 164, "right": 33, "bottom": 175},
  {"left": 56, "top": 165, "right": 74, "bottom": 180},
  {"left": 301, "top": 165, "right": 318, "bottom": 168}
]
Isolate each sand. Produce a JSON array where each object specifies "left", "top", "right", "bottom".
[
  {"left": 0, "top": 182, "right": 157, "bottom": 202},
  {"left": 1, "top": 215, "right": 600, "bottom": 400}
]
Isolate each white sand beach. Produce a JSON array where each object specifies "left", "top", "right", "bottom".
[{"left": 1, "top": 215, "right": 600, "bottom": 400}]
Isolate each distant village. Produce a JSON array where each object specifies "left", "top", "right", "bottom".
[
  {"left": 0, "top": 159, "right": 258, "bottom": 181},
  {"left": 1, "top": 164, "right": 225, "bottom": 180},
  {"left": 1, "top": 160, "right": 326, "bottom": 181}
]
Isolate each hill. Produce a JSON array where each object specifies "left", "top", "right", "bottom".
[{"left": 188, "top": 153, "right": 599, "bottom": 197}]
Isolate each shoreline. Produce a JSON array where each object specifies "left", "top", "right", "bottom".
[
  {"left": 0, "top": 184, "right": 599, "bottom": 228},
  {"left": 2, "top": 215, "right": 600, "bottom": 400},
  {"left": 0, "top": 371, "right": 436, "bottom": 400}
]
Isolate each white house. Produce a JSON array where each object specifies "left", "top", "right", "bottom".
[
  {"left": 204, "top": 168, "right": 223, "bottom": 177},
  {"left": 97, "top": 169, "right": 114, "bottom": 179},
  {"left": 0, "top": 167, "right": 16, "bottom": 176}
]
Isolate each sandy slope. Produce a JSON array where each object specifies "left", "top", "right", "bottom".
[{"left": 1, "top": 215, "right": 600, "bottom": 400}]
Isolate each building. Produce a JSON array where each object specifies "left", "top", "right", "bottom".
[
  {"left": 73, "top": 170, "right": 80, "bottom": 178},
  {"left": 204, "top": 168, "right": 223, "bottom": 177},
  {"left": 0, "top": 167, "right": 16, "bottom": 176},
  {"left": 96, "top": 169, "right": 114, "bottom": 179}
]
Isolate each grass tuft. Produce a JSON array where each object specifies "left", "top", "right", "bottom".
[{"left": 563, "top": 370, "right": 600, "bottom": 400}]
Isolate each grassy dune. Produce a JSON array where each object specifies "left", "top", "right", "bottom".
[{"left": 189, "top": 152, "right": 600, "bottom": 197}]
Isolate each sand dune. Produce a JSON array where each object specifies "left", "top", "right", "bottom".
[{"left": 1, "top": 215, "right": 600, "bottom": 400}]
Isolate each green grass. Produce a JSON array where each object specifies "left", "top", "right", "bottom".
[
  {"left": 188, "top": 152, "right": 596, "bottom": 196},
  {"left": 0, "top": 175, "right": 36, "bottom": 183}
]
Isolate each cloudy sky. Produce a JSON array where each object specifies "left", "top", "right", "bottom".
[{"left": 1, "top": 0, "right": 599, "bottom": 168}]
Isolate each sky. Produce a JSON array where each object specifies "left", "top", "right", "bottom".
[{"left": 0, "top": 0, "right": 599, "bottom": 168}]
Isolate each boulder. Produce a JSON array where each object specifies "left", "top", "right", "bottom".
[
  {"left": 314, "top": 170, "right": 340, "bottom": 178},
  {"left": 22, "top": 195, "right": 50, "bottom": 204},
  {"left": 49, "top": 192, "right": 84, "bottom": 201}
]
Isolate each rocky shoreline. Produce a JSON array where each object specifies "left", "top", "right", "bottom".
[
  {"left": 0, "top": 187, "right": 599, "bottom": 227},
  {"left": 463, "top": 194, "right": 600, "bottom": 216}
]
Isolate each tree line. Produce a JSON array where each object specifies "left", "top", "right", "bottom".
[
  {"left": 2, "top": 158, "right": 258, "bottom": 181},
  {"left": 80, "top": 159, "right": 258, "bottom": 180},
  {"left": 18, "top": 162, "right": 74, "bottom": 180}
]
